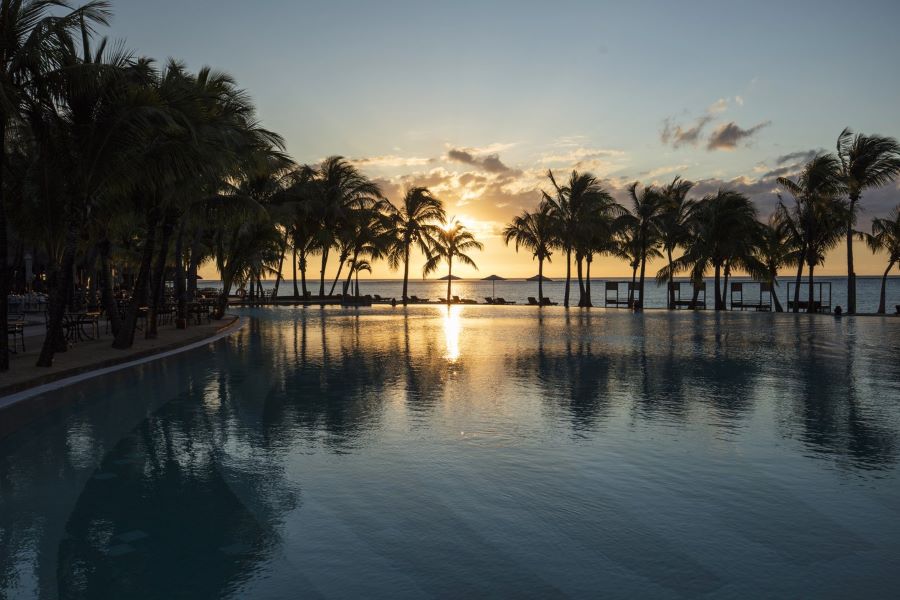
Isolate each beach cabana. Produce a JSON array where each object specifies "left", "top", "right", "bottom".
[
  {"left": 672, "top": 281, "right": 707, "bottom": 309},
  {"left": 604, "top": 281, "right": 637, "bottom": 308},
  {"left": 786, "top": 281, "right": 832, "bottom": 312},
  {"left": 436, "top": 274, "right": 462, "bottom": 280},
  {"left": 730, "top": 282, "right": 772, "bottom": 311}
]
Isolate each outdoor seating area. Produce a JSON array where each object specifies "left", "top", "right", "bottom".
[
  {"left": 671, "top": 282, "right": 707, "bottom": 310},
  {"left": 485, "top": 297, "right": 516, "bottom": 305},
  {"left": 604, "top": 282, "right": 638, "bottom": 308},
  {"left": 786, "top": 281, "right": 832, "bottom": 313},
  {"left": 527, "top": 297, "right": 558, "bottom": 306},
  {"left": 730, "top": 282, "right": 773, "bottom": 311}
]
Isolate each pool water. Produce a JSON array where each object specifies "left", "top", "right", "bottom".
[{"left": 1, "top": 307, "right": 899, "bottom": 599}]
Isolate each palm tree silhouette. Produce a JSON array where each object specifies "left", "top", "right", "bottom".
[
  {"left": 861, "top": 205, "right": 900, "bottom": 314},
  {"left": 387, "top": 187, "right": 446, "bottom": 304},
  {"left": 754, "top": 217, "right": 801, "bottom": 312},
  {"left": 503, "top": 203, "right": 556, "bottom": 302},
  {"left": 836, "top": 128, "right": 900, "bottom": 313},
  {"left": 619, "top": 183, "right": 664, "bottom": 308},
  {"left": 656, "top": 177, "right": 695, "bottom": 309},
  {"left": 777, "top": 154, "right": 847, "bottom": 312},
  {"left": 422, "top": 220, "right": 484, "bottom": 303}
]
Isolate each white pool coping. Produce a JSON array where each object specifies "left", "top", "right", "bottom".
[{"left": 0, "top": 316, "right": 247, "bottom": 411}]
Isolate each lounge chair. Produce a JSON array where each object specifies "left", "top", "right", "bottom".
[
  {"left": 484, "top": 297, "right": 494, "bottom": 304},
  {"left": 540, "top": 297, "right": 558, "bottom": 306},
  {"left": 452, "top": 295, "right": 461, "bottom": 304},
  {"left": 495, "top": 297, "right": 515, "bottom": 305},
  {"left": 527, "top": 297, "right": 539, "bottom": 306}
]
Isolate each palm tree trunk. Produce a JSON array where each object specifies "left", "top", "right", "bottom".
[
  {"left": 772, "top": 276, "right": 784, "bottom": 312},
  {"left": 575, "top": 252, "right": 584, "bottom": 306},
  {"left": 793, "top": 260, "right": 804, "bottom": 313},
  {"left": 630, "top": 264, "right": 638, "bottom": 307},
  {"left": 807, "top": 261, "right": 815, "bottom": 313},
  {"left": 714, "top": 263, "right": 722, "bottom": 310},
  {"left": 344, "top": 249, "right": 359, "bottom": 293},
  {"left": 402, "top": 244, "right": 410, "bottom": 304},
  {"left": 215, "top": 271, "right": 234, "bottom": 319},
  {"left": 147, "top": 213, "right": 175, "bottom": 339},
  {"left": 319, "top": 247, "right": 329, "bottom": 297},
  {"left": 36, "top": 218, "right": 80, "bottom": 367},
  {"left": 97, "top": 238, "right": 121, "bottom": 336},
  {"left": 847, "top": 195, "right": 858, "bottom": 314},
  {"left": 292, "top": 246, "right": 299, "bottom": 298},
  {"left": 638, "top": 250, "right": 647, "bottom": 310},
  {"left": 538, "top": 257, "right": 544, "bottom": 302},
  {"left": 113, "top": 209, "right": 157, "bottom": 349},
  {"left": 722, "top": 263, "right": 731, "bottom": 310},
  {"left": 666, "top": 248, "right": 674, "bottom": 310},
  {"left": 273, "top": 231, "right": 289, "bottom": 299},
  {"left": 187, "top": 227, "right": 201, "bottom": 299},
  {"left": 328, "top": 250, "right": 348, "bottom": 296},
  {"left": 876, "top": 261, "right": 893, "bottom": 314},
  {"left": 585, "top": 258, "right": 592, "bottom": 307},
  {"left": 299, "top": 251, "right": 308, "bottom": 296},
  {"left": 446, "top": 257, "right": 453, "bottom": 304},
  {"left": 564, "top": 248, "right": 571, "bottom": 308}
]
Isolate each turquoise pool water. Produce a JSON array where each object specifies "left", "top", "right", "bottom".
[{"left": 1, "top": 307, "right": 899, "bottom": 598}]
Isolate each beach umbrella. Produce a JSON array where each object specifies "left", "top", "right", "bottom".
[
  {"left": 482, "top": 274, "right": 506, "bottom": 296},
  {"left": 527, "top": 274, "right": 553, "bottom": 282},
  {"left": 436, "top": 274, "right": 462, "bottom": 280}
]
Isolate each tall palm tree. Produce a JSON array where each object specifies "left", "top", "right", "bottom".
[
  {"left": 422, "top": 220, "right": 484, "bottom": 303},
  {"left": 0, "top": 0, "right": 110, "bottom": 369},
  {"left": 503, "top": 203, "right": 555, "bottom": 301},
  {"left": 861, "top": 206, "right": 900, "bottom": 314},
  {"left": 618, "top": 182, "right": 664, "bottom": 308},
  {"left": 387, "top": 187, "right": 445, "bottom": 304},
  {"left": 778, "top": 154, "right": 847, "bottom": 312},
  {"left": 836, "top": 128, "right": 900, "bottom": 313},
  {"left": 542, "top": 170, "right": 611, "bottom": 307},
  {"left": 308, "top": 156, "right": 383, "bottom": 297},
  {"left": 656, "top": 176, "right": 695, "bottom": 309}
]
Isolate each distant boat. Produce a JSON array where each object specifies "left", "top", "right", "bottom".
[
  {"left": 527, "top": 274, "right": 553, "bottom": 282},
  {"left": 436, "top": 274, "right": 462, "bottom": 280}
]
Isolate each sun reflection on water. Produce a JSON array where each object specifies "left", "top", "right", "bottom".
[{"left": 442, "top": 304, "right": 463, "bottom": 362}]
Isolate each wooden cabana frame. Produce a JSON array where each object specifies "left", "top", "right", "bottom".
[{"left": 730, "top": 282, "right": 773, "bottom": 311}]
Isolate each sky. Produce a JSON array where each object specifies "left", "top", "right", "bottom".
[{"left": 108, "top": 0, "right": 900, "bottom": 279}]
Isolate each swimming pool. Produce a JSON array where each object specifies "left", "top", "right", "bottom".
[{"left": 2, "top": 307, "right": 899, "bottom": 598}]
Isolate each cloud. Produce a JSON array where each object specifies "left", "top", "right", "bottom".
[
  {"left": 446, "top": 148, "right": 516, "bottom": 174},
  {"left": 539, "top": 147, "right": 625, "bottom": 164},
  {"left": 350, "top": 155, "right": 435, "bottom": 168},
  {"left": 706, "top": 120, "right": 771, "bottom": 151},
  {"left": 708, "top": 98, "right": 729, "bottom": 114},
  {"left": 774, "top": 149, "right": 821, "bottom": 166},
  {"left": 661, "top": 115, "right": 714, "bottom": 148}
]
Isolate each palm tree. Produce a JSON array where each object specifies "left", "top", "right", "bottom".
[
  {"left": 778, "top": 154, "right": 847, "bottom": 312},
  {"left": 665, "top": 189, "right": 760, "bottom": 310},
  {"left": 619, "top": 182, "right": 664, "bottom": 308},
  {"left": 307, "top": 156, "right": 383, "bottom": 297},
  {"left": 656, "top": 177, "right": 695, "bottom": 309},
  {"left": 836, "top": 128, "right": 900, "bottom": 313},
  {"left": 0, "top": 0, "right": 111, "bottom": 370},
  {"left": 861, "top": 206, "right": 900, "bottom": 314},
  {"left": 422, "top": 220, "right": 484, "bottom": 303},
  {"left": 543, "top": 170, "right": 612, "bottom": 307},
  {"left": 387, "top": 187, "right": 445, "bottom": 304},
  {"left": 350, "top": 259, "right": 372, "bottom": 297},
  {"left": 754, "top": 217, "right": 800, "bottom": 312},
  {"left": 503, "top": 203, "right": 555, "bottom": 302}
]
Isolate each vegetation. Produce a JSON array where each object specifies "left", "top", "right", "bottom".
[
  {"left": 422, "top": 220, "right": 483, "bottom": 303},
  {"left": 861, "top": 205, "right": 900, "bottom": 314}
]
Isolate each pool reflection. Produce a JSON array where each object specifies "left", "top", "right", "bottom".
[{"left": 1, "top": 307, "right": 899, "bottom": 598}]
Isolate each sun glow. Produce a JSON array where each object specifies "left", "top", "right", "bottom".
[{"left": 442, "top": 304, "right": 463, "bottom": 362}]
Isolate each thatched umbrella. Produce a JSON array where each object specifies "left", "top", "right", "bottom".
[{"left": 481, "top": 274, "right": 506, "bottom": 297}]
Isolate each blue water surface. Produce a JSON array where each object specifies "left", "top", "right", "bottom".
[{"left": 1, "top": 306, "right": 899, "bottom": 599}]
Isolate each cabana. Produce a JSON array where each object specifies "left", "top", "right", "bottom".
[
  {"left": 671, "top": 281, "right": 707, "bottom": 309},
  {"left": 786, "top": 281, "right": 832, "bottom": 313},
  {"left": 730, "top": 282, "right": 772, "bottom": 311},
  {"left": 604, "top": 281, "right": 638, "bottom": 308}
]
